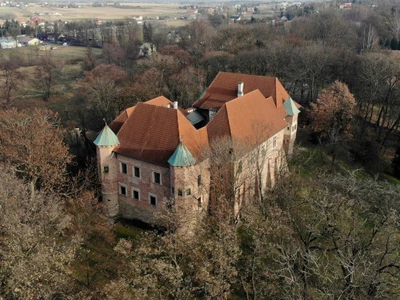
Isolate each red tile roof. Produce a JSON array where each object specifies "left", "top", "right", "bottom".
[
  {"left": 207, "top": 90, "right": 287, "bottom": 146},
  {"left": 110, "top": 96, "right": 186, "bottom": 133},
  {"left": 109, "top": 106, "right": 136, "bottom": 133},
  {"left": 192, "top": 72, "right": 290, "bottom": 110},
  {"left": 107, "top": 73, "right": 297, "bottom": 166},
  {"left": 114, "top": 102, "right": 207, "bottom": 166}
]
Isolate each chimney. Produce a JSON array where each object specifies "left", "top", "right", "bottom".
[
  {"left": 237, "top": 82, "right": 244, "bottom": 97},
  {"left": 173, "top": 101, "right": 178, "bottom": 109},
  {"left": 166, "top": 104, "right": 171, "bottom": 108}
]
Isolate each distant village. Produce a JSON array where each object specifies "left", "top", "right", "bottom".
[{"left": 0, "top": 1, "right": 363, "bottom": 50}]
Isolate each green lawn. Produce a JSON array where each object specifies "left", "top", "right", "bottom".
[{"left": 0, "top": 45, "right": 102, "bottom": 65}]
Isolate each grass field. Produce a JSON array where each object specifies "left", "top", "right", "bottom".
[
  {"left": 0, "top": 45, "right": 102, "bottom": 64},
  {"left": 0, "top": 45, "right": 102, "bottom": 115},
  {"left": 0, "top": 3, "right": 191, "bottom": 24}
]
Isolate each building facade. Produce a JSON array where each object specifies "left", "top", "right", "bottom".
[{"left": 95, "top": 72, "right": 300, "bottom": 223}]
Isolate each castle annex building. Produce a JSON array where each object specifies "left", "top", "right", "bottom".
[{"left": 95, "top": 72, "right": 300, "bottom": 222}]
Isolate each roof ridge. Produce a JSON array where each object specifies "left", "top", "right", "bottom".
[
  {"left": 223, "top": 103, "right": 233, "bottom": 137},
  {"left": 175, "top": 107, "right": 182, "bottom": 142},
  {"left": 117, "top": 104, "right": 140, "bottom": 134},
  {"left": 218, "top": 71, "right": 277, "bottom": 80},
  {"left": 227, "top": 89, "right": 265, "bottom": 105}
]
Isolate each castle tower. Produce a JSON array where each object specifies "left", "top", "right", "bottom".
[
  {"left": 283, "top": 97, "right": 301, "bottom": 156},
  {"left": 94, "top": 124, "right": 120, "bottom": 218},
  {"left": 168, "top": 142, "right": 205, "bottom": 225}
]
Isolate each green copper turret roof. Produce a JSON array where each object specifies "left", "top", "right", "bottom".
[
  {"left": 168, "top": 142, "right": 196, "bottom": 167},
  {"left": 94, "top": 124, "right": 120, "bottom": 146},
  {"left": 283, "top": 97, "right": 301, "bottom": 116}
]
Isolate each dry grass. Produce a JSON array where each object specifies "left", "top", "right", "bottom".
[
  {"left": 1, "top": 45, "right": 102, "bottom": 64},
  {"left": 1, "top": 45, "right": 101, "bottom": 114},
  {"left": 1, "top": 3, "right": 190, "bottom": 24}
]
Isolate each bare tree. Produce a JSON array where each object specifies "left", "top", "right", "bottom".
[
  {"left": 0, "top": 165, "right": 81, "bottom": 299},
  {"left": 33, "top": 56, "right": 60, "bottom": 101},
  {"left": 273, "top": 169, "right": 400, "bottom": 299},
  {"left": 0, "top": 59, "right": 25, "bottom": 107},
  {"left": 0, "top": 108, "right": 71, "bottom": 194},
  {"left": 311, "top": 81, "right": 356, "bottom": 166},
  {"left": 359, "top": 23, "right": 380, "bottom": 52},
  {"left": 78, "top": 63, "right": 128, "bottom": 121}
]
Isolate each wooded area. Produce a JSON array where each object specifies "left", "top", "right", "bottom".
[{"left": 1, "top": 0, "right": 400, "bottom": 299}]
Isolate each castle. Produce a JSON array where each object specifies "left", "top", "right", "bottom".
[{"left": 94, "top": 72, "right": 300, "bottom": 222}]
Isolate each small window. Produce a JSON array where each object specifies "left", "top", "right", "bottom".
[
  {"left": 132, "top": 188, "right": 140, "bottom": 200},
  {"left": 119, "top": 184, "right": 127, "bottom": 196},
  {"left": 178, "top": 189, "right": 183, "bottom": 197},
  {"left": 103, "top": 166, "right": 109, "bottom": 173},
  {"left": 134, "top": 166, "right": 140, "bottom": 178},
  {"left": 149, "top": 194, "right": 157, "bottom": 206},
  {"left": 186, "top": 188, "right": 191, "bottom": 196},
  {"left": 197, "top": 175, "right": 202, "bottom": 187},
  {"left": 171, "top": 186, "right": 175, "bottom": 195},
  {"left": 197, "top": 197, "right": 202, "bottom": 208},
  {"left": 120, "top": 162, "right": 127, "bottom": 174},
  {"left": 273, "top": 136, "right": 277, "bottom": 149},
  {"left": 153, "top": 171, "right": 161, "bottom": 184},
  {"left": 292, "top": 124, "right": 297, "bottom": 132}
]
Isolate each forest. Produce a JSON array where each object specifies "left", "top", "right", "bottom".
[{"left": 1, "top": 0, "right": 400, "bottom": 299}]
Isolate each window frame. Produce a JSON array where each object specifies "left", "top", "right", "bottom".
[
  {"left": 148, "top": 193, "right": 157, "bottom": 207},
  {"left": 131, "top": 187, "right": 140, "bottom": 200},
  {"left": 152, "top": 171, "right": 162, "bottom": 185},
  {"left": 120, "top": 162, "right": 128, "bottom": 174},
  {"left": 197, "top": 197, "right": 202, "bottom": 208},
  {"left": 119, "top": 183, "right": 127, "bottom": 196},
  {"left": 133, "top": 165, "right": 141, "bottom": 178}
]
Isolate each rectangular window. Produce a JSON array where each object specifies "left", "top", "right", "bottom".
[
  {"left": 178, "top": 189, "right": 183, "bottom": 197},
  {"left": 120, "top": 162, "right": 127, "bottom": 174},
  {"left": 197, "top": 197, "right": 202, "bottom": 208},
  {"left": 186, "top": 188, "right": 191, "bottom": 196},
  {"left": 132, "top": 188, "right": 140, "bottom": 200},
  {"left": 292, "top": 124, "right": 297, "bottom": 132},
  {"left": 197, "top": 175, "right": 202, "bottom": 187},
  {"left": 153, "top": 171, "right": 161, "bottom": 185},
  {"left": 119, "top": 183, "right": 127, "bottom": 196},
  {"left": 133, "top": 166, "right": 141, "bottom": 178},
  {"left": 103, "top": 165, "right": 109, "bottom": 173},
  {"left": 149, "top": 194, "right": 157, "bottom": 206},
  {"left": 273, "top": 136, "right": 277, "bottom": 149}
]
